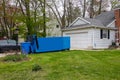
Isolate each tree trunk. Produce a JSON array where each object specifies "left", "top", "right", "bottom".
[
  {"left": 90, "top": 0, "right": 94, "bottom": 18},
  {"left": 83, "top": 0, "right": 86, "bottom": 17},
  {"left": 2, "top": 0, "right": 9, "bottom": 38},
  {"left": 43, "top": 0, "right": 46, "bottom": 37},
  {"left": 98, "top": 0, "right": 102, "bottom": 14}
]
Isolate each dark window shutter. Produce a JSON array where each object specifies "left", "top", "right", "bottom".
[
  {"left": 100, "top": 29, "right": 103, "bottom": 39},
  {"left": 108, "top": 30, "right": 110, "bottom": 39}
]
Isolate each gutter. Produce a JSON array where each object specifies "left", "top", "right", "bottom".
[{"left": 62, "top": 26, "right": 116, "bottom": 32}]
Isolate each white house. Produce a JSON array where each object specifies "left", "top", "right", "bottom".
[
  {"left": 46, "top": 20, "right": 61, "bottom": 37},
  {"left": 62, "top": 11, "right": 117, "bottom": 50}
]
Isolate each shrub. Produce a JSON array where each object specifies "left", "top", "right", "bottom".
[
  {"left": 112, "top": 42, "right": 116, "bottom": 46},
  {"left": 2, "top": 54, "right": 28, "bottom": 62},
  {"left": 32, "top": 64, "right": 42, "bottom": 71}
]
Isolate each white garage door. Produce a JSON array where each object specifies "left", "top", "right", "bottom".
[{"left": 66, "top": 32, "right": 88, "bottom": 49}]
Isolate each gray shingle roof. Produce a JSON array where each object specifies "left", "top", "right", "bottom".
[
  {"left": 95, "top": 11, "right": 115, "bottom": 26},
  {"left": 84, "top": 18, "right": 105, "bottom": 27},
  {"left": 63, "top": 11, "right": 115, "bottom": 30}
]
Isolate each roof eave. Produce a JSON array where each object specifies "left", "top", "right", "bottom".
[
  {"left": 62, "top": 26, "right": 116, "bottom": 31},
  {"left": 62, "top": 26, "right": 94, "bottom": 31}
]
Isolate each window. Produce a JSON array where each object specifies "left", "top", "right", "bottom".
[
  {"left": 100, "top": 29, "right": 110, "bottom": 39},
  {"left": 56, "top": 25, "right": 59, "bottom": 28},
  {"left": 103, "top": 30, "right": 108, "bottom": 38}
]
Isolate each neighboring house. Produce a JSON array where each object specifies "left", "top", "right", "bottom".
[
  {"left": 62, "top": 9, "right": 120, "bottom": 50},
  {"left": 46, "top": 20, "right": 61, "bottom": 37}
]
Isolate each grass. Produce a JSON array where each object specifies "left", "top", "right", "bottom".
[{"left": 0, "top": 50, "right": 120, "bottom": 80}]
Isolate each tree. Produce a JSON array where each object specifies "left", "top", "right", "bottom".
[
  {"left": 111, "top": 0, "right": 120, "bottom": 9},
  {"left": 17, "top": 0, "right": 48, "bottom": 38},
  {"left": 87, "top": 0, "right": 111, "bottom": 18},
  {"left": 0, "top": 0, "right": 19, "bottom": 39},
  {"left": 17, "top": 0, "right": 34, "bottom": 35},
  {"left": 79, "top": 0, "right": 90, "bottom": 18},
  {"left": 46, "top": 0, "right": 81, "bottom": 29}
]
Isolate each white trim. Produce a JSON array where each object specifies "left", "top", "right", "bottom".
[
  {"left": 69, "top": 17, "right": 91, "bottom": 27},
  {"left": 62, "top": 26, "right": 116, "bottom": 31},
  {"left": 107, "top": 20, "right": 115, "bottom": 27},
  {"left": 65, "top": 32, "right": 88, "bottom": 35}
]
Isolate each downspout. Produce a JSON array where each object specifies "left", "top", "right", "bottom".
[{"left": 92, "top": 26, "right": 96, "bottom": 49}]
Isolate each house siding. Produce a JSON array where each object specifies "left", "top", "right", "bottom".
[
  {"left": 46, "top": 20, "right": 61, "bottom": 37},
  {"left": 63, "top": 28, "right": 115, "bottom": 50},
  {"left": 93, "top": 28, "right": 115, "bottom": 49}
]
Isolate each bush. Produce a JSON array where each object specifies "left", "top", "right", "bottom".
[
  {"left": 2, "top": 54, "right": 28, "bottom": 62},
  {"left": 112, "top": 42, "right": 116, "bottom": 46},
  {"left": 32, "top": 64, "right": 42, "bottom": 71}
]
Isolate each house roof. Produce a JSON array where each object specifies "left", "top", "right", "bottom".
[
  {"left": 95, "top": 11, "right": 115, "bottom": 26},
  {"left": 63, "top": 11, "right": 116, "bottom": 31},
  {"left": 84, "top": 18, "right": 105, "bottom": 27}
]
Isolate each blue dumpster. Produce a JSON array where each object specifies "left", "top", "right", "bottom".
[
  {"left": 32, "top": 37, "right": 70, "bottom": 53},
  {"left": 21, "top": 42, "right": 31, "bottom": 54},
  {"left": 20, "top": 36, "right": 70, "bottom": 53}
]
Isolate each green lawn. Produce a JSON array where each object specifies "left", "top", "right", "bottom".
[{"left": 0, "top": 50, "right": 120, "bottom": 80}]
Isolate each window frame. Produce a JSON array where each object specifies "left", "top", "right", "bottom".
[{"left": 100, "top": 29, "right": 110, "bottom": 39}]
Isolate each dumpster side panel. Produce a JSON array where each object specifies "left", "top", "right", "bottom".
[
  {"left": 62, "top": 37, "right": 70, "bottom": 50},
  {"left": 35, "top": 37, "right": 63, "bottom": 52}
]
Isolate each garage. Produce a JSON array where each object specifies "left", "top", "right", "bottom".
[
  {"left": 62, "top": 14, "right": 116, "bottom": 50},
  {"left": 65, "top": 32, "right": 89, "bottom": 49}
]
